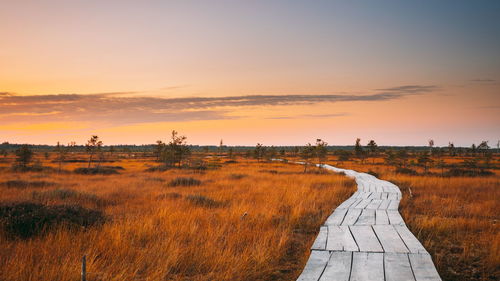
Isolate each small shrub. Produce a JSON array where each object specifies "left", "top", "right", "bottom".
[
  {"left": 305, "top": 169, "right": 329, "bottom": 175},
  {"left": 74, "top": 167, "right": 120, "bottom": 175},
  {"left": 186, "top": 195, "right": 224, "bottom": 208},
  {"left": 395, "top": 167, "right": 418, "bottom": 175},
  {"left": 229, "top": 173, "right": 247, "bottom": 180},
  {"left": 157, "top": 192, "right": 183, "bottom": 200},
  {"left": 224, "top": 160, "right": 238, "bottom": 164},
  {"left": 168, "top": 177, "right": 201, "bottom": 187},
  {"left": 444, "top": 168, "right": 494, "bottom": 177},
  {"left": 2, "top": 180, "right": 56, "bottom": 189},
  {"left": 145, "top": 165, "right": 170, "bottom": 172},
  {"left": 31, "top": 189, "right": 108, "bottom": 207},
  {"left": 0, "top": 202, "right": 105, "bottom": 239},
  {"left": 145, "top": 177, "right": 166, "bottom": 182},
  {"left": 310, "top": 182, "right": 333, "bottom": 189},
  {"left": 366, "top": 170, "right": 379, "bottom": 178}
]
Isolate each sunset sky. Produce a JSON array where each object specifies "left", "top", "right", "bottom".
[{"left": 1, "top": 0, "right": 499, "bottom": 146}]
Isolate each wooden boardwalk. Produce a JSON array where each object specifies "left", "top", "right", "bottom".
[{"left": 296, "top": 164, "right": 441, "bottom": 281}]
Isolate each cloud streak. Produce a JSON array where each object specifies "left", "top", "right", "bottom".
[{"left": 0, "top": 85, "right": 437, "bottom": 125}]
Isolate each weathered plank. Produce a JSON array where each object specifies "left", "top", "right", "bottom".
[
  {"left": 325, "top": 208, "right": 347, "bottom": 226},
  {"left": 387, "top": 210, "right": 405, "bottom": 225},
  {"left": 387, "top": 193, "right": 397, "bottom": 200},
  {"left": 350, "top": 252, "right": 384, "bottom": 281},
  {"left": 338, "top": 197, "right": 361, "bottom": 209},
  {"left": 409, "top": 253, "right": 442, "bottom": 281},
  {"left": 349, "top": 226, "right": 383, "bottom": 252},
  {"left": 311, "top": 226, "right": 328, "bottom": 250},
  {"left": 385, "top": 253, "right": 415, "bottom": 281},
  {"left": 296, "top": 250, "right": 330, "bottom": 281},
  {"left": 388, "top": 200, "right": 400, "bottom": 210},
  {"left": 366, "top": 199, "right": 382, "bottom": 209},
  {"left": 378, "top": 200, "right": 391, "bottom": 210},
  {"left": 354, "top": 199, "right": 372, "bottom": 209},
  {"left": 355, "top": 209, "right": 375, "bottom": 225},
  {"left": 375, "top": 209, "right": 389, "bottom": 225},
  {"left": 340, "top": 225, "right": 359, "bottom": 251},
  {"left": 326, "top": 225, "right": 343, "bottom": 251},
  {"left": 373, "top": 225, "right": 409, "bottom": 253},
  {"left": 394, "top": 225, "right": 428, "bottom": 254},
  {"left": 319, "top": 252, "right": 352, "bottom": 281},
  {"left": 341, "top": 208, "right": 362, "bottom": 225}
]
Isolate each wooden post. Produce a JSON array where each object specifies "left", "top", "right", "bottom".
[{"left": 81, "top": 255, "right": 86, "bottom": 281}]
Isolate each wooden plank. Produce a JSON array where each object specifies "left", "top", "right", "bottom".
[
  {"left": 366, "top": 199, "right": 382, "bottom": 209},
  {"left": 388, "top": 193, "right": 399, "bottom": 200},
  {"left": 409, "top": 253, "right": 442, "bottom": 281},
  {"left": 350, "top": 252, "right": 384, "bottom": 281},
  {"left": 341, "top": 208, "right": 362, "bottom": 225},
  {"left": 296, "top": 250, "right": 330, "bottom": 281},
  {"left": 385, "top": 253, "right": 416, "bottom": 281},
  {"left": 325, "top": 208, "right": 347, "bottom": 225},
  {"left": 340, "top": 225, "right": 359, "bottom": 251},
  {"left": 326, "top": 225, "right": 343, "bottom": 251},
  {"left": 319, "top": 252, "right": 352, "bottom": 281},
  {"left": 394, "top": 225, "right": 428, "bottom": 254},
  {"left": 354, "top": 199, "right": 372, "bottom": 209},
  {"left": 373, "top": 225, "right": 409, "bottom": 253},
  {"left": 311, "top": 226, "right": 328, "bottom": 250},
  {"left": 378, "top": 200, "right": 391, "bottom": 210},
  {"left": 388, "top": 200, "right": 400, "bottom": 210},
  {"left": 375, "top": 184, "right": 384, "bottom": 193},
  {"left": 355, "top": 209, "right": 375, "bottom": 225},
  {"left": 361, "top": 192, "right": 371, "bottom": 199},
  {"left": 381, "top": 193, "right": 389, "bottom": 200},
  {"left": 349, "top": 226, "right": 383, "bottom": 252},
  {"left": 387, "top": 210, "right": 405, "bottom": 225},
  {"left": 338, "top": 197, "right": 362, "bottom": 209},
  {"left": 375, "top": 209, "right": 389, "bottom": 225}
]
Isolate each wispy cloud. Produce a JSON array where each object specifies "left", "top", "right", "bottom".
[
  {"left": 265, "top": 113, "right": 349, "bottom": 120},
  {"left": 0, "top": 85, "right": 437, "bottom": 125},
  {"left": 374, "top": 85, "right": 439, "bottom": 94},
  {"left": 470, "top": 78, "right": 496, "bottom": 82}
]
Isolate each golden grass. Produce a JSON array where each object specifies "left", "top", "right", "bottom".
[
  {"left": 332, "top": 157, "right": 500, "bottom": 281},
  {"left": 0, "top": 157, "right": 354, "bottom": 280}
]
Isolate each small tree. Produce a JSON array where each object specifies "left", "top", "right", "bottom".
[
  {"left": 367, "top": 140, "right": 377, "bottom": 164},
  {"left": 315, "top": 139, "right": 328, "bottom": 167},
  {"left": 55, "top": 142, "right": 67, "bottom": 173},
  {"left": 253, "top": 143, "right": 264, "bottom": 162},
  {"left": 301, "top": 143, "right": 315, "bottom": 172},
  {"left": 354, "top": 138, "right": 366, "bottom": 163},
  {"left": 162, "top": 130, "right": 190, "bottom": 167},
  {"left": 15, "top": 145, "right": 33, "bottom": 169},
  {"left": 428, "top": 139, "right": 434, "bottom": 154},
  {"left": 155, "top": 140, "right": 165, "bottom": 162},
  {"left": 448, "top": 142, "right": 455, "bottom": 157},
  {"left": 477, "top": 141, "right": 489, "bottom": 156},
  {"left": 86, "top": 135, "right": 102, "bottom": 168},
  {"left": 218, "top": 139, "right": 224, "bottom": 157}
]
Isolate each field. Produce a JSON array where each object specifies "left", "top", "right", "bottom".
[
  {"left": 0, "top": 153, "right": 354, "bottom": 281},
  {"left": 0, "top": 149, "right": 499, "bottom": 281}
]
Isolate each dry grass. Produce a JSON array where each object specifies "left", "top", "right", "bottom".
[
  {"left": 332, "top": 156, "right": 500, "bottom": 281},
  {"left": 0, "top": 156, "right": 354, "bottom": 281}
]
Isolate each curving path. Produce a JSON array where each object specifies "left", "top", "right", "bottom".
[{"left": 296, "top": 164, "right": 441, "bottom": 281}]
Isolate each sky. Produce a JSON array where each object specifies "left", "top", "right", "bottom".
[{"left": 1, "top": 0, "right": 499, "bottom": 146}]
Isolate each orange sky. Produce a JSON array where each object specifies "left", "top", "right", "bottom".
[{"left": 1, "top": 1, "right": 499, "bottom": 146}]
